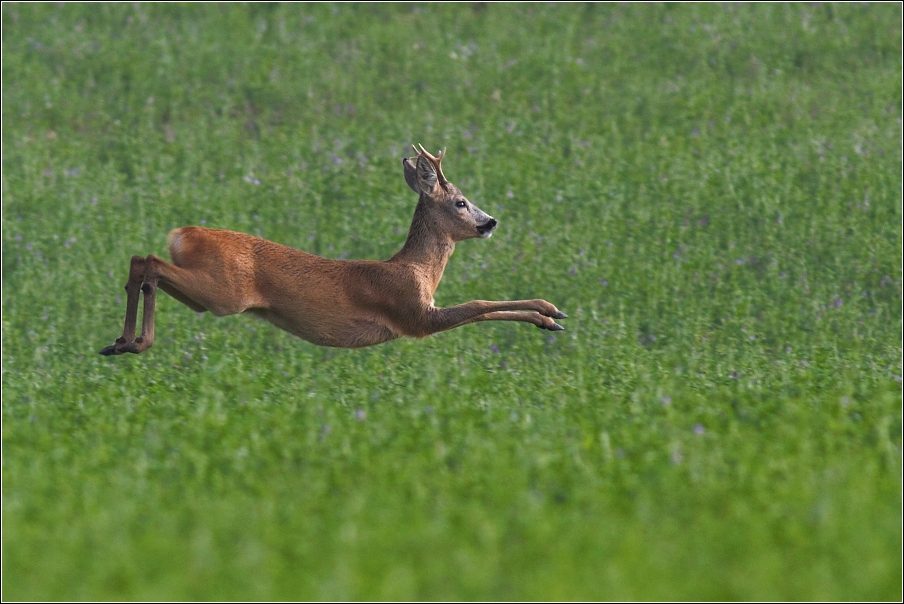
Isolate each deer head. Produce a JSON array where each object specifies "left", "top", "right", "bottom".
[{"left": 403, "top": 145, "right": 497, "bottom": 241}]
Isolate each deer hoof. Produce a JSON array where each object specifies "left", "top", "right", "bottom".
[
  {"left": 553, "top": 311, "right": 568, "bottom": 319},
  {"left": 549, "top": 322, "right": 565, "bottom": 331},
  {"left": 99, "top": 344, "right": 119, "bottom": 356},
  {"left": 119, "top": 341, "right": 142, "bottom": 354}
]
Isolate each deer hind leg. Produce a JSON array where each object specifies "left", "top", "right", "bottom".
[
  {"left": 99, "top": 255, "right": 148, "bottom": 355},
  {"left": 100, "top": 254, "right": 227, "bottom": 355},
  {"left": 115, "top": 257, "right": 162, "bottom": 354}
]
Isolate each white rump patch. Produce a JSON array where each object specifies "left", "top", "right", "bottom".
[{"left": 168, "top": 230, "right": 183, "bottom": 255}]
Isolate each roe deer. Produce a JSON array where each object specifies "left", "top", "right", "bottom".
[{"left": 100, "top": 145, "right": 566, "bottom": 355}]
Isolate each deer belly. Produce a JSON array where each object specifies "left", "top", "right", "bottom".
[{"left": 245, "top": 308, "right": 400, "bottom": 348}]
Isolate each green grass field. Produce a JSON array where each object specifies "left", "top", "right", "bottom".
[{"left": 2, "top": 3, "right": 901, "bottom": 600}]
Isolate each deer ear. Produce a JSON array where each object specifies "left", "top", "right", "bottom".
[
  {"left": 403, "top": 157, "right": 421, "bottom": 194},
  {"left": 415, "top": 154, "right": 439, "bottom": 195}
]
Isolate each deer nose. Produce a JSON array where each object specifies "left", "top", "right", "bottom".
[{"left": 477, "top": 218, "right": 497, "bottom": 238}]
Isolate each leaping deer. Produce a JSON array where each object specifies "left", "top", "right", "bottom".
[{"left": 100, "top": 145, "right": 566, "bottom": 355}]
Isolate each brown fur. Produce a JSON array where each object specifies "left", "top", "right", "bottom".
[{"left": 99, "top": 145, "right": 565, "bottom": 355}]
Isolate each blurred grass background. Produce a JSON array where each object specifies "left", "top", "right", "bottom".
[{"left": 2, "top": 3, "right": 901, "bottom": 600}]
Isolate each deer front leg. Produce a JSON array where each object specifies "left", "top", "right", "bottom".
[
  {"left": 423, "top": 300, "right": 566, "bottom": 335},
  {"left": 453, "top": 310, "right": 566, "bottom": 331},
  {"left": 99, "top": 255, "right": 146, "bottom": 355}
]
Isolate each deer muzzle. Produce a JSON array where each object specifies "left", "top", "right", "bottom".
[{"left": 477, "top": 218, "right": 498, "bottom": 238}]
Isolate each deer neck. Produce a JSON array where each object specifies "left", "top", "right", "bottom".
[{"left": 391, "top": 200, "right": 456, "bottom": 291}]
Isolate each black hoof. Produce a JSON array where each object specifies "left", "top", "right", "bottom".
[
  {"left": 553, "top": 311, "right": 568, "bottom": 319},
  {"left": 549, "top": 322, "right": 565, "bottom": 331},
  {"left": 99, "top": 344, "right": 118, "bottom": 356}
]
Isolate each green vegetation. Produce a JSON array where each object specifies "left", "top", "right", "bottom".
[{"left": 2, "top": 3, "right": 901, "bottom": 600}]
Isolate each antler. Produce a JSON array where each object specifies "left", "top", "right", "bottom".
[{"left": 413, "top": 143, "right": 448, "bottom": 185}]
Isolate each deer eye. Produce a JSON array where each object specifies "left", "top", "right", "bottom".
[{"left": 455, "top": 200, "right": 467, "bottom": 208}]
